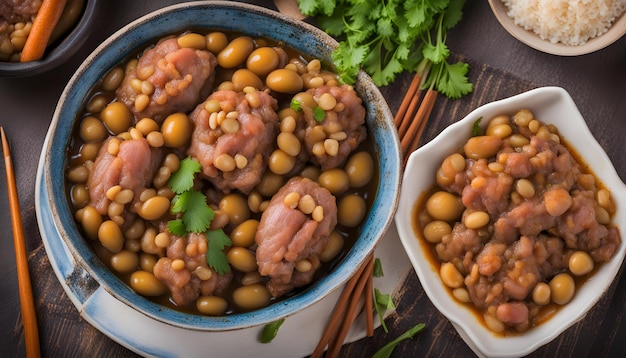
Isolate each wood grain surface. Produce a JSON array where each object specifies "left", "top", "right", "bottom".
[{"left": 1, "top": 1, "right": 625, "bottom": 357}]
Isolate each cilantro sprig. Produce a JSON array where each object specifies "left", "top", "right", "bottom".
[
  {"left": 372, "top": 323, "right": 427, "bottom": 358},
  {"left": 167, "top": 157, "right": 231, "bottom": 274},
  {"left": 259, "top": 319, "right": 286, "bottom": 343},
  {"left": 298, "top": 0, "right": 472, "bottom": 99}
]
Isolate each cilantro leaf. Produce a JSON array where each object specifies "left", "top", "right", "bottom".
[
  {"left": 167, "top": 219, "right": 187, "bottom": 237},
  {"left": 313, "top": 107, "right": 326, "bottom": 122},
  {"left": 472, "top": 117, "right": 482, "bottom": 136},
  {"left": 297, "top": 0, "right": 336, "bottom": 17},
  {"left": 206, "top": 229, "right": 232, "bottom": 274},
  {"left": 259, "top": 319, "right": 285, "bottom": 343},
  {"left": 167, "top": 157, "right": 214, "bottom": 236},
  {"left": 186, "top": 192, "right": 214, "bottom": 233},
  {"left": 373, "top": 258, "right": 384, "bottom": 277},
  {"left": 432, "top": 61, "right": 473, "bottom": 99},
  {"left": 372, "top": 323, "right": 426, "bottom": 358},
  {"left": 374, "top": 288, "right": 395, "bottom": 333},
  {"left": 298, "top": 0, "right": 472, "bottom": 99},
  {"left": 290, "top": 98, "right": 302, "bottom": 112},
  {"left": 168, "top": 157, "right": 201, "bottom": 194}
]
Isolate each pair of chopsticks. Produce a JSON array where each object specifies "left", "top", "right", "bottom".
[
  {"left": 1, "top": 127, "right": 41, "bottom": 358},
  {"left": 312, "top": 70, "right": 438, "bottom": 357},
  {"left": 312, "top": 255, "right": 375, "bottom": 358},
  {"left": 395, "top": 71, "right": 438, "bottom": 161}
]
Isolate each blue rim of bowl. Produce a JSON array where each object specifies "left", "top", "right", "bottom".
[
  {"left": 42, "top": 1, "right": 401, "bottom": 331},
  {"left": 0, "top": 0, "right": 98, "bottom": 77}
]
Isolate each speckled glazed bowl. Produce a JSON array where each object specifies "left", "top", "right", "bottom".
[
  {"left": 395, "top": 87, "right": 626, "bottom": 357},
  {"left": 0, "top": 0, "right": 98, "bottom": 77},
  {"left": 37, "top": 0, "right": 400, "bottom": 339}
]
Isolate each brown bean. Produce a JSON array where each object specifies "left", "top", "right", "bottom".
[
  {"left": 344, "top": 151, "right": 374, "bottom": 188},
  {"left": 161, "top": 113, "right": 192, "bottom": 148},
  {"left": 246, "top": 47, "right": 280, "bottom": 77},
  {"left": 231, "top": 68, "right": 263, "bottom": 91},
  {"left": 80, "top": 116, "right": 107, "bottom": 142},
  {"left": 101, "top": 102, "right": 133, "bottom": 135},
  {"left": 98, "top": 220, "right": 124, "bottom": 253},
  {"left": 130, "top": 270, "right": 167, "bottom": 296},
  {"left": 177, "top": 32, "right": 206, "bottom": 49},
  {"left": 317, "top": 168, "right": 349, "bottom": 195},
  {"left": 206, "top": 32, "right": 228, "bottom": 54},
  {"left": 425, "top": 191, "right": 464, "bottom": 222},
  {"left": 217, "top": 36, "right": 254, "bottom": 68},
  {"left": 233, "top": 283, "right": 271, "bottom": 310},
  {"left": 265, "top": 68, "right": 303, "bottom": 93},
  {"left": 463, "top": 135, "right": 502, "bottom": 160},
  {"left": 230, "top": 219, "right": 259, "bottom": 247},
  {"left": 196, "top": 296, "right": 228, "bottom": 316},
  {"left": 338, "top": 194, "right": 366, "bottom": 227}
]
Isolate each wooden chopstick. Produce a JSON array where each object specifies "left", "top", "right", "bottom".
[
  {"left": 326, "top": 256, "right": 374, "bottom": 357},
  {"left": 400, "top": 88, "right": 438, "bottom": 158},
  {"left": 1, "top": 127, "right": 41, "bottom": 358},
  {"left": 364, "top": 268, "right": 374, "bottom": 337},
  {"left": 312, "top": 67, "right": 437, "bottom": 357},
  {"left": 394, "top": 73, "right": 422, "bottom": 133},
  {"left": 311, "top": 255, "right": 374, "bottom": 358}
]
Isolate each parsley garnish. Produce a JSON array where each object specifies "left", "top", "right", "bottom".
[
  {"left": 472, "top": 117, "right": 482, "bottom": 137},
  {"left": 373, "top": 257, "right": 384, "bottom": 277},
  {"left": 374, "top": 288, "right": 395, "bottom": 333},
  {"left": 167, "top": 157, "right": 230, "bottom": 274},
  {"left": 313, "top": 106, "right": 326, "bottom": 122},
  {"left": 372, "top": 323, "right": 426, "bottom": 358},
  {"left": 168, "top": 156, "right": 202, "bottom": 193},
  {"left": 298, "top": 0, "right": 473, "bottom": 99},
  {"left": 290, "top": 98, "right": 302, "bottom": 112},
  {"left": 206, "top": 229, "right": 232, "bottom": 274},
  {"left": 259, "top": 319, "right": 285, "bottom": 343}
]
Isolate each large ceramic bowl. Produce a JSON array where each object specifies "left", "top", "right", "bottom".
[
  {"left": 395, "top": 87, "right": 626, "bottom": 357},
  {"left": 0, "top": 0, "right": 98, "bottom": 77},
  {"left": 488, "top": 0, "right": 626, "bottom": 56},
  {"left": 37, "top": 0, "right": 400, "bottom": 342}
]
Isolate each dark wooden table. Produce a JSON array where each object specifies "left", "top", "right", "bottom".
[{"left": 1, "top": 1, "right": 625, "bottom": 357}]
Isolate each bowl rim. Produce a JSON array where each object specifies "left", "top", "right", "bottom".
[
  {"left": 395, "top": 86, "right": 626, "bottom": 357},
  {"left": 40, "top": 0, "right": 401, "bottom": 331},
  {"left": 488, "top": 0, "right": 626, "bottom": 56},
  {"left": 0, "top": 0, "right": 98, "bottom": 77}
]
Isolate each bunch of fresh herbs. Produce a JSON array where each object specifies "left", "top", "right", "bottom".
[{"left": 297, "top": 0, "right": 472, "bottom": 99}]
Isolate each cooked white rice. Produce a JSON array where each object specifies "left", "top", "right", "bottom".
[{"left": 502, "top": 0, "right": 626, "bottom": 46}]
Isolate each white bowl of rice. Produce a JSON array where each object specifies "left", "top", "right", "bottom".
[{"left": 489, "top": 0, "right": 626, "bottom": 56}]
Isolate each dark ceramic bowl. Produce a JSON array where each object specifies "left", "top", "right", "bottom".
[{"left": 0, "top": 0, "right": 97, "bottom": 77}]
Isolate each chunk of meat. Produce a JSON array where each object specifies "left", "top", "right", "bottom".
[
  {"left": 255, "top": 177, "right": 337, "bottom": 297},
  {"left": 153, "top": 233, "right": 233, "bottom": 306},
  {"left": 187, "top": 89, "right": 279, "bottom": 194},
  {"left": 87, "top": 138, "right": 162, "bottom": 216},
  {"left": 298, "top": 85, "right": 367, "bottom": 169},
  {"left": 496, "top": 301, "right": 529, "bottom": 326},
  {"left": 0, "top": 0, "right": 39, "bottom": 24},
  {"left": 116, "top": 38, "right": 217, "bottom": 123}
]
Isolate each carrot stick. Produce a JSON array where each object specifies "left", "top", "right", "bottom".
[{"left": 20, "top": 0, "right": 68, "bottom": 62}]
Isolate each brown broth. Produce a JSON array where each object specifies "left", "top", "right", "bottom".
[
  {"left": 64, "top": 29, "right": 380, "bottom": 316},
  {"left": 411, "top": 116, "right": 618, "bottom": 336}
]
